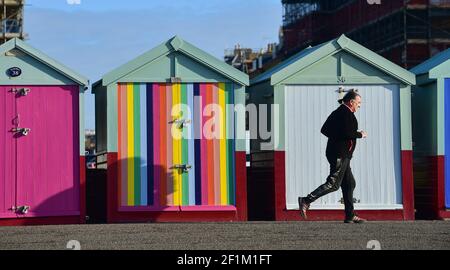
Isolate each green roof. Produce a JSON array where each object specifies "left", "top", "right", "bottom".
[
  {"left": 251, "top": 34, "right": 416, "bottom": 86},
  {"left": 410, "top": 47, "right": 450, "bottom": 76},
  {"left": 100, "top": 36, "right": 249, "bottom": 87},
  {"left": 0, "top": 38, "right": 89, "bottom": 87}
]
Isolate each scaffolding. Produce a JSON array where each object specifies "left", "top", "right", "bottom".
[
  {"left": 279, "top": 0, "right": 450, "bottom": 68},
  {"left": 1, "top": 0, "right": 25, "bottom": 44}
]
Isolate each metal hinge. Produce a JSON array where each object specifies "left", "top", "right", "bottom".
[
  {"left": 10, "top": 205, "right": 30, "bottom": 214},
  {"left": 170, "top": 164, "right": 192, "bottom": 174},
  {"left": 9, "top": 88, "right": 30, "bottom": 96},
  {"left": 339, "top": 198, "right": 360, "bottom": 204},
  {"left": 169, "top": 118, "right": 191, "bottom": 129}
]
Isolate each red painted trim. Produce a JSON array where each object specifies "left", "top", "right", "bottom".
[
  {"left": 272, "top": 151, "right": 413, "bottom": 221},
  {"left": 274, "top": 151, "right": 286, "bottom": 221},
  {"left": 276, "top": 210, "right": 405, "bottom": 221},
  {"left": 107, "top": 153, "right": 119, "bottom": 223},
  {"left": 235, "top": 151, "right": 248, "bottom": 221},
  {"left": 0, "top": 216, "right": 81, "bottom": 226},
  {"left": 428, "top": 156, "right": 448, "bottom": 220},
  {"left": 439, "top": 210, "right": 450, "bottom": 219},
  {"left": 80, "top": 156, "right": 86, "bottom": 224},
  {"left": 401, "top": 150, "right": 415, "bottom": 220},
  {"left": 106, "top": 152, "right": 247, "bottom": 223},
  {"left": 435, "top": 156, "right": 447, "bottom": 217}
]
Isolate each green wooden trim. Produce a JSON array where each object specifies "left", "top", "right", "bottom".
[
  {"left": 0, "top": 38, "right": 88, "bottom": 87},
  {"left": 400, "top": 85, "right": 413, "bottom": 151},
  {"left": 102, "top": 36, "right": 249, "bottom": 87},
  {"left": 116, "top": 78, "right": 233, "bottom": 84},
  {"left": 234, "top": 84, "right": 246, "bottom": 151},
  {"left": 271, "top": 42, "right": 339, "bottom": 86},
  {"left": 337, "top": 35, "right": 416, "bottom": 85},
  {"left": 437, "top": 78, "right": 446, "bottom": 155},
  {"left": 107, "top": 83, "right": 118, "bottom": 153},
  {"left": 274, "top": 84, "right": 285, "bottom": 151},
  {"left": 254, "top": 35, "right": 415, "bottom": 87},
  {"left": 410, "top": 48, "right": 450, "bottom": 76},
  {"left": 281, "top": 76, "right": 401, "bottom": 85},
  {"left": 79, "top": 86, "right": 85, "bottom": 156}
]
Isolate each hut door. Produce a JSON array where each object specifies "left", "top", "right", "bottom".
[
  {"left": 117, "top": 83, "right": 235, "bottom": 208},
  {"left": 0, "top": 86, "right": 16, "bottom": 218},
  {"left": 284, "top": 85, "right": 403, "bottom": 210},
  {"left": 15, "top": 86, "right": 80, "bottom": 218}
]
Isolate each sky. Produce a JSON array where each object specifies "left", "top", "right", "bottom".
[{"left": 24, "top": 0, "right": 283, "bottom": 129}]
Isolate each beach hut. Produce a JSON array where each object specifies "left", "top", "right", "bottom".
[
  {"left": 93, "top": 36, "right": 249, "bottom": 223},
  {"left": 0, "top": 38, "right": 88, "bottom": 226},
  {"left": 248, "top": 35, "right": 416, "bottom": 221},
  {"left": 411, "top": 48, "right": 450, "bottom": 220}
]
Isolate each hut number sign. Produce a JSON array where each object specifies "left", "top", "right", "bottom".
[{"left": 7, "top": 67, "right": 22, "bottom": 77}]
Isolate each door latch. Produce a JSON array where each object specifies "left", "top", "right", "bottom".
[
  {"left": 10, "top": 205, "right": 30, "bottom": 214},
  {"left": 10, "top": 88, "right": 31, "bottom": 96},
  {"left": 11, "top": 127, "right": 31, "bottom": 136},
  {"left": 170, "top": 164, "right": 192, "bottom": 173}
]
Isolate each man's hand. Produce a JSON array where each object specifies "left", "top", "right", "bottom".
[{"left": 359, "top": 130, "right": 368, "bottom": 138}]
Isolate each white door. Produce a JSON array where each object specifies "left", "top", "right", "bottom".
[{"left": 285, "top": 85, "right": 403, "bottom": 210}]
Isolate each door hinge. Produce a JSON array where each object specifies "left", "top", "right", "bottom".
[
  {"left": 9, "top": 88, "right": 30, "bottom": 96},
  {"left": 170, "top": 164, "right": 192, "bottom": 174}
]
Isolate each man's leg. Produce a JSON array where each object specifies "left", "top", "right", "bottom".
[
  {"left": 299, "top": 157, "right": 350, "bottom": 219},
  {"left": 341, "top": 165, "right": 356, "bottom": 220},
  {"left": 305, "top": 158, "right": 350, "bottom": 204}
]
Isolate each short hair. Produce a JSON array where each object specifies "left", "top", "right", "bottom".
[{"left": 338, "top": 89, "right": 360, "bottom": 104}]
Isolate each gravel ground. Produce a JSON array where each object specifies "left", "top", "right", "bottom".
[{"left": 0, "top": 221, "right": 449, "bottom": 250}]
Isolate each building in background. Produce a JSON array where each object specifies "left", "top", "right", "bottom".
[
  {"left": 225, "top": 43, "right": 279, "bottom": 74},
  {"left": 262, "top": 0, "right": 450, "bottom": 73},
  {"left": 1, "top": 0, "right": 25, "bottom": 44}
]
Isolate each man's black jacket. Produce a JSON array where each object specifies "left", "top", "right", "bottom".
[{"left": 321, "top": 104, "right": 363, "bottom": 158}]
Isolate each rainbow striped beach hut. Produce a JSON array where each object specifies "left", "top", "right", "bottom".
[{"left": 93, "top": 36, "right": 249, "bottom": 223}]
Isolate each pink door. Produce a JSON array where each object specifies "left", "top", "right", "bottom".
[
  {"left": 15, "top": 86, "right": 80, "bottom": 218},
  {"left": 0, "top": 86, "right": 16, "bottom": 218}
]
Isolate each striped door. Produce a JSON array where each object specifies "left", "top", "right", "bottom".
[
  {"left": 0, "top": 86, "right": 16, "bottom": 218},
  {"left": 117, "top": 83, "right": 235, "bottom": 208}
]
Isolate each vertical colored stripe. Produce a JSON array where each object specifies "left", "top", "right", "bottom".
[
  {"left": 226, "top": 83, "right": 235, "bottom": 205},
  {"left": 230, "top": 84, "right": 236, "bottom": 205},
  {"left": 181, "top": 83, "right": 190, "bottom": 206},
  {"left": 194, "top": 84, "right": 202, "bottom": 205},
  {"left": 120, "top": 84, "right": 128, "bottom": 207},
  {"left": 213, "top": 84, "right": 221, "bottom": 205},
  {"left": 172, "top": 83, "right": 181, "bottom": 206},
  {"left": 133, "top": 83, "right": 141, "bottom": 206},
  {"left": 140, "top": 83, "right": 148, "bottom": 206},
  {"left": 166, "top": 84, "right": 174, "bottom": 206},
  {"left": 200, "top": 84, "right": 209, "bottom": 205},
  {"left": 152, "top": 84, "right": 160, "bottom": 207},
  {"left": 187, "top": 84, "right": 196, "bottom": 206},
  {"left": 117, "top": 84, "right": 127, "bottom": 206},
  {"left": 206, "top": 84, "right": 215, "bottom": 205},
  {"left": 219, "top": 82, "right": 228, "bottom": 205},
  {"left": 127, "top": 83, "right": 135, "bottom": 206},
  {"left": 160, "top": 84, "right": 168, "bottom": 206}
]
